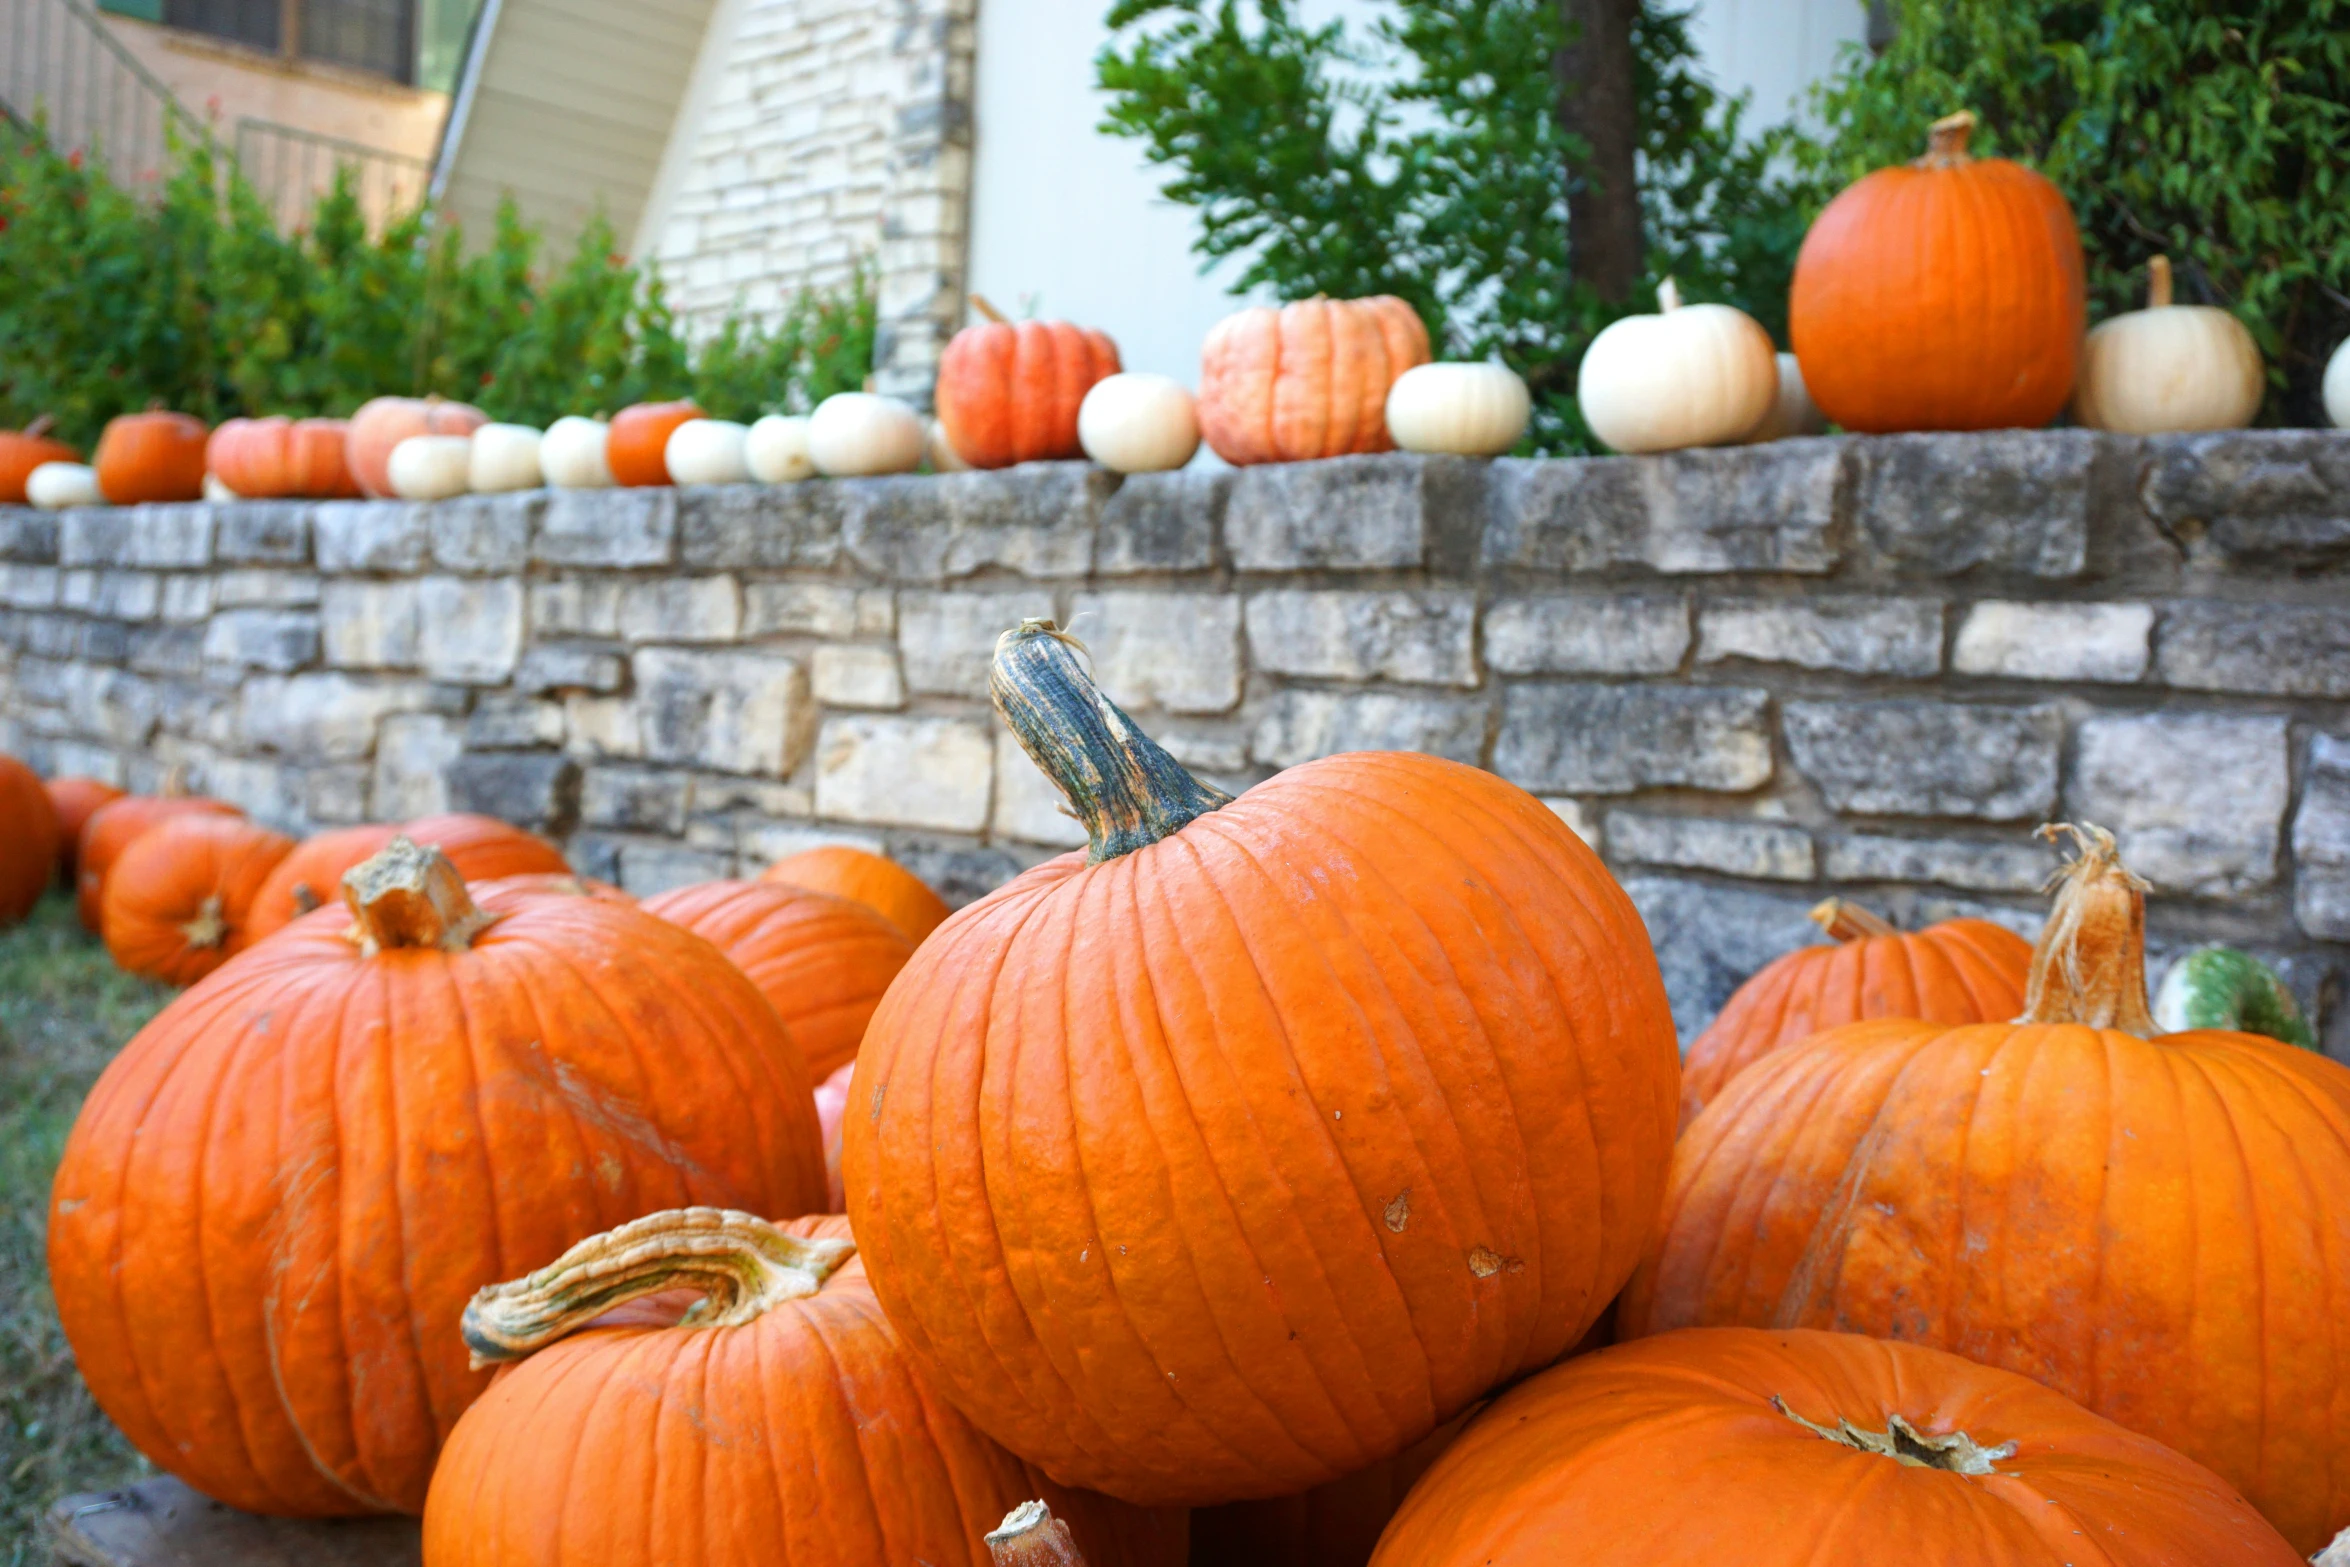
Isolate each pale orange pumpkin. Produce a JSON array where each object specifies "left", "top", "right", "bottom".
[
  {"left": 93, "top": 409, "right": 210, "bottom": 504},
  {"left": 0, "top": 416, "right": 79, "bottom": 504},
  {"left": 345, "top": 396, "right": 488, "bottom": 499},
  {"left": 937, "top": 306, "right": 1122, "bottom": 468},
  {"left": 207, "top": 416, "right": 362, "bottom": 499},
  {"left": 1197, "top": 296, "right": 1430, "bottom": 465}
]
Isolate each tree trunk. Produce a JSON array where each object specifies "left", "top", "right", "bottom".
[{"left": 1554, "top": 0, "right": 1643, "bottom": 306}]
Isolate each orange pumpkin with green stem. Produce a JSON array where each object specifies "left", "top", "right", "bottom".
[
  {"left": 100, "top": 814, "right": 294, "bottom": 985},
  {"left": 0, "top": 416, "right": 79, "bottom": 504},
  {"left": 50, "top": 839, "right": 828, "bottom": 1516},
  {"left": 1622, "top": 824, "right": 2350, "bottom": 1554},
  {"left": 0, "top": 754, "right": 62, "bottom": 924}
]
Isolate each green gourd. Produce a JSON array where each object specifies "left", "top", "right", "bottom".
[{"left": 2153, "top": 946, "right": 2316, "bottom": 1050}]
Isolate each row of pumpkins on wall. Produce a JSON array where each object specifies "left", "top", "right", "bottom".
[
  {"left": 3, "top": 608, "right": 2345, "bottom": 1566},
  {"left": 8, "top": 110, "right": 2347, "bottom": 513}
]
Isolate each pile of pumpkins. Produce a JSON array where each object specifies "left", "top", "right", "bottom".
[{"left": 6, "top": 606, "right": 2348, "bottom": 1565}]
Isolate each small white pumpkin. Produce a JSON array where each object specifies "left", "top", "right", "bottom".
[
  {"left": 469, "top": 423, "right": 545, "bottom": 493},
  {"left": 807, "top": 393, "right": 925, "bottom": 477},
  {"left": 2073, "top": 256, "right": 2263, "bottom": 434},
  {"left": 2329, "top": 339, "right": 2350, "bottom": 430},
  {"left": 1076, "top": 372, "right": 1200, "bottom": 473},
  {"left": 203, "top": 472, "right": 241, "bottom": 503},
  {"left": 746, "top": 415, "right": 816, "bottom": 483},
  {"left": 541, "top": 415, "right": 616, "bottom": 489},
  {"left": 1741, "top": 353, "right": 1827, "bottom": 443},
  {"left": 665, "top": 419, "right": 752, "bottom": 486},
  {"left": 386, "top": 434, "right": 474, "bottom": 501},
  {"left": 925, "top": 418, "right": 972, "bottom": 473},
  {"left": 1576, "top": 279, "right": 1777, "bottom": 454},
  {"left": 27, "top": 461, "right": 102, "bottom": 510},
  {"left": 1384, "top": 362, "right": 1531, "bottom": 457}
]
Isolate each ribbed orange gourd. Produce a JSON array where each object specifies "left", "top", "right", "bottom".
[
  {"left": 1621, "top": 825, "right": 2350, "bottom": 1554},
  {"left": 345, "top": 396, "right": 487, "bottom": 499},
  {"left": 49, "top": 840, "right": 828, "bottom": 1517},
  {"left": 243, "top": 813, "right": 570, "bottom": 941},
  {"left": 1677, "top": 899, "right": 2030, "bottom": 1126},
  {"left": 844, "top": 621, "right": 1679, "bottom": 1507},
  {"left": 44, "top": 776, "right": 122, "bottom": 884},
  {"left": 937, "top": 312, "right": 1122, "bottom": 468},
  {"left": 100, "top": 814, "right": 294, "bottom": 985},
  {"left": 643, "top": 880, "right": 914, "bottom": 1080},
  {"left": 1, "top": 754, "right": 62, "bottom": 924},
  {"left": 75, "top": 787, "right": 243, "bottom": 930},
  {"left": 1790, "top": 112, "right": 2085, "bottom": 432},
  {"left": 422, "top": 1208, "right": 1186, "bottom": 1567},
  {"left": 93, "top": 409, "right": 210, "bottom": 503},
  {"left": 1369, "top": 1328, "right": 2299, "bottom": 1567},
  {"left": 207, "top": 416, "right": 362, "bottom": 499},
  {"left": 1196, "top": 296, "right": 1431, "bottom": 465},
  {"left": 763, "top": 845, "right": 951, "bottom": 945}
]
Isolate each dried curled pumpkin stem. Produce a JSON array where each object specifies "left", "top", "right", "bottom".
[
  {"left": 2019, "top": 823, "right": 2157, "bottom": 1037},
  {"left": 179, "top": 895, "right": 228, "bottom": 951},
  {"left": 1769, "top": 1396, "right": 2015, "bottom": 1475},
  {"left": 461, "top": 1207, "right": 854, "bottom": 1370},
  {"left": 1809, "top": 897, "right": 1897, "bottom": 943},
  {"left": 992, "top": 619, "right": 1233, "bottom": 864},
  {"left": 341, "top": 836, "right": 498, "bottom": 956},
  {"left": 986, "top": 1501, "right": 1088, "bottom": 1567},
  {"left": 1918, "top": 109, "right": 1976, "bottom": 167}
]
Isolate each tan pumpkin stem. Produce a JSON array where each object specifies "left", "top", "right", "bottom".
[
  {"left": 971, "top": 293, "right": 1010, "bottom": 325},
  {"left": 1919, "top": 109, "right": 1976, "bottom": 167},
  {"left": 461, "top": 1207, "right": 855, "bottom": 1370},
  {"left": 1657, "top": 277, "right": 1683, "bottom": 313},
  {"left": 1769, "top": 1396, "right": 2015, "bottom": 1474},
  {"left": 2019, "top": 823, "right": 2158, "bottom": 1037},
  {"left": 1809, "top": 897, "right": 1897, "bottom": 943},
  {"left": 26, "top": 414, "right": 54, "bottom": 440},
  {"left": 986, "top": 1502, "right": 1088, "bottom": 1567},
  {"left": 992, "top": 619, "right": 1233, "bottom": 864},
  {"left": 2147, "top": 254, "right": 2173, "bottom": 310},
  {"left": 159, "top": 763, "right": 189, "bottom": 798},
  {"left": 179, "top": 894, "right": 228, "bottom": 950},
  {"left": 341, "top": 837, "right": 498, "bottom": 956},
  {"left": 291, "top": 882, "right": 321, "bottom": 916}
]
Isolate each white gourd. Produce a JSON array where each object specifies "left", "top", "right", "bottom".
[
  {"left": 203, "top": 472, "right": 241, "bottom": 503},
  {"left": 1384, "top": 362, "right": 1531, "bottom": 456},
  {"left": 926, "top": 418, "right": 973, "bottom": 473},
  {"left": 665, "top": 419, "right": 752, "bottom": 486},
  {"left": 2327, "top": 338, "right": 2350, "bottom": 430},
  {"left": 808, "top": 393, "right": 925, "bottom": 477},
  {"left": 469, "top": 423, "right": 545, "bottom": 493},
  {"left": 541, "top": 416, "right": 616, "bottom": 489},
  {"left": 1077, "top": 372, "right": 1200, "bottom": 473},
  {"left": 387, "top": 435, "right": 474, "bottom": 501},
  {"left": 1576, "top": 279, "right": 1778, "bottom": 454},
  {"left": 2073, "top": 257, "right": 2263, "bottom": 435},
  {"left": 746, "top": 415, "right": 816, "bottom": 483},
  {"left": 1741, "top": 354, "right": 1828, "bottom": 443},
  {"left": 27, "top": 462, "right": 101, "bottom": 510}
]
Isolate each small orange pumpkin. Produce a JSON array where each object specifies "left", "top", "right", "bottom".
[
  {"left": 607, "top": 400, "right": 705, "bottom": 487},
  {"left": 643, "top": 880, "right": 915, "bottom": 1081},
  {"left": 345, "top": 396, "right": 488, "bottom": 499},
  {"left": 243, "top": 813, "right": 571, "bottom": 942},
  {"left": 43, "top": 776, "right": 123, "bottom": 885},
  {"left": 207, "top": 416, "right": 362, "bottom": 499},
  {"left": 93, "top": 409, "right": 210, "bottom": 504},
  {"left": 1677, "top": 898, "right": 2031, "bottom": 1127},
  {"left": 937, "top": 305, "right": 1122, "bottom": 468},
  {"left": 76, "top": 786, "right": 244, "bottom": 931},
  {"left": 100, "top": 813, "right": 295, "bottom": 985},
  {"left": 1790, "top": 111, "right": 2086, "bottom": 433},
  {"left": 1, "top": 755, "right": 62, "bottom": 924},
  {"left": 0, "top": 416, "right": 80, "bottom": 504},
  {"left": 1197, "top": 296, "right": 1431, "bottom": 465},
  {"left": 762, "top": 845, "right": 951, "bottom": 945}
]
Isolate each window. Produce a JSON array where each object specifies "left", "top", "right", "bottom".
[{"left": 131, "top": 0, "right": 422, "bottom": 83}]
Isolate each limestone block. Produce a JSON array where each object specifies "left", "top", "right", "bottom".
[
  {"left": 815, "top": 714, "right": 993, "bottom": 831},
  {"left": 1070, "top": 591, "right": 1244, "bottom": 714},
  {"left": 634, "top": 647, "right": 815, "bottom": 776},
  {"left": 1497, "top": 684, "right": 1772, "bottom": 794},
  {"left": 1697, "top": 596, "right": 1942, "bottom": 676},
  {"left": 1785, "top": 699, "right": 2062, "bottom": 820},
  {"left": 1245, "top": 590, "right": 1476, "bottom": 687},
  {"left": 1484, "top": 593, "right": 1689, "bottom": 676},
  {"left": 2070, "top": 711, "right": 2289, "bottom": 897},
  {"left": 1953, "top": 601, "right": 2152, "bottom": 683}
]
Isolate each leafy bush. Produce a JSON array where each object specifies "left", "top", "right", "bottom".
[{"left": 0, "top": 131, "right": 874, "bottom": 448}]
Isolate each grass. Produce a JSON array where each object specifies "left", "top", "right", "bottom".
[{"left": 0, "top": 893, "right": 171, "bottom": 1566}]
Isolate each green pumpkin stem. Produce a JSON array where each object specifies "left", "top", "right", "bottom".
[
  {"left": 460, "top": 1207, "right": 855, "bottom": 1370},
  {"left": 342, "top": 836, "right": 497, "bottom": 955},
  {"left": 2020, "top": 823, "right": 2158, "bottom": 1037},
  {"left": 1809, "top": 897, "right": 1897, "bottom": 943},
  {"left": 986, "top": 1501, "right": 1088, "bottom": 1567},
  {"left": 991, "top": 619, "right": 1233, "bottom": 864}
]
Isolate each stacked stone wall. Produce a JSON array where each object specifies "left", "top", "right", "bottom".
[{"left": 5, "top": 430, "right": 2347, "bottom": 1048}]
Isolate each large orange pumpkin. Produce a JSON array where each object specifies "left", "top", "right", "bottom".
[
  {"left": 642, "top": 879, "right": 914, "bottom": 1080},
  {"left": 1, "top": 754, "right": 62, "bottom": 924},
  {"left": 762, "top": 845, "right": 951, "bottom": 945},
  {"left": 1370, "top": 1327, "right": 2299, "bottom": 1567},
  {"left": 207, "top": 416, "right": 362, "bottom": 499},
  {"left": 243, "top": 813, "right": 570, "bottom": 941},
  {"left": 937, "top": 313, "right": 1122, "bottom": 468},
  {"left": 44, "top": 775, "right": 122, "bottom": 885},
  {"left": 1677, "top": 898, "right": 2031, "bottom": 1126},
  {"left": 100, "top": 814, "right": 294, "bottom": 985},
  {"left": 345, "top": 396, "right": 488, "bottom": 499},
  {"left": 607, "top": 400, "right": 704, "bottom": 487},
  {"left": 93, "top": 409, "right": 210, "bottom": 504},
  {"left": 0, "top": 416, "right": 80, "bottom": 504},
  {"left": 75, "top": 787, "right": 243, "bottom": 931},
  {"left": 844, "top": 621, "right": 1679, "bottom": 1507},
  {"left": 1789, "top": 110, "right": 2085, "bottom": 433},
  {"left": 49, "top": 839, "right": 828, "bottom": 1517},
  {"left": 422, "top": 1208, "right": 1186, "bottom": 1567},
  {"left": 1621, "top": 825, "right": 2350, "bottom": 1553},
  {"left": 1196, "top": 296, "right": 1430, "bottom": 465}
]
